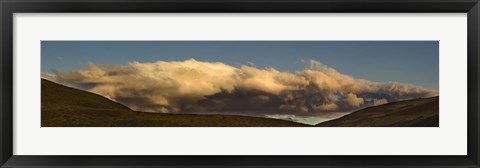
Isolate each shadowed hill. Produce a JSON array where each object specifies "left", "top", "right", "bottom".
[
  {"left": 41, "top": 79, "right": 308, "bottom": 127},
  {"left": 316, "top": 96, "right": 439, "bottom": 127}
]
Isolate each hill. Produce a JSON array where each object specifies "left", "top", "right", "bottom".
[
  {"left": 316, "top": 96, "right": 439, "bottom": 127},
  {"left": 41, "top": 79, "right": 308, "bottom": 127}
]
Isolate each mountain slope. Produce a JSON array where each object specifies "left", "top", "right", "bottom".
[
  {"left": 41, "top": 79, "right": 308, "bottom": 127},
  {"left": 316, "top": 96, "right": 439, "bottom": 127}
]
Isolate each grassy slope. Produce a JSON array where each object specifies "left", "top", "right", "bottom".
[
  {"left": 41, "top": 79, "right": 308, "bottom": 127},
  {"left": 316, "top": 96, "right": 439, "bottom": 127}
]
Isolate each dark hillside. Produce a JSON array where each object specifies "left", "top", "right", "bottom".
[{"left": 316, "top": 96, "right": 439, "bottom": 127}]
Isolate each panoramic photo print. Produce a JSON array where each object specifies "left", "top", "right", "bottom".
[{"left": 41, "top": 41, "right": 439, "bottom": 127}]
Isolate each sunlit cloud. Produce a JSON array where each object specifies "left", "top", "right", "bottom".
[
  {"left": 42, "top": 59, "right": 438, "bottom": 114},
  {"left": 373, "top": 98, "right": 389, "bottom": 106}
]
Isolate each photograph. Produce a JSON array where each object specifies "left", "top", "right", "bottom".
[{"left": 41, "top": 41, "right": 439, "bottom": 127}]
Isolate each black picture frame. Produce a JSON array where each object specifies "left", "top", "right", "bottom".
[{"left": 1, "top": 0, "right": 479, "bottom": 167}]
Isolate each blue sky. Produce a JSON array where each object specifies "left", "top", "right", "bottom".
[{"left": 41, "top": 41, "right": 439, "bottom": 90}]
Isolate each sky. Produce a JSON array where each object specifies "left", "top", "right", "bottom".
[{"left": 41, "top": 41, "right": 439, "bottom": 90}]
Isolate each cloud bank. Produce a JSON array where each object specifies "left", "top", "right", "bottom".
[{"left": 43, "top": 59, "right": 438, "bottom": 114}]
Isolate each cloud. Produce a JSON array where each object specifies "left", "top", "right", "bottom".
[
  {"left": 346, "top": 93, "right": 364, "bottom": 107},
  {"left": 373, "top": 98, "right": 389, "bottom": 106},
  {"left": 312, "top": 103, "right": 338, "bottom": 111},
  {"left": 44, "top": 59, "right": 438, "bottom": 114}
]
